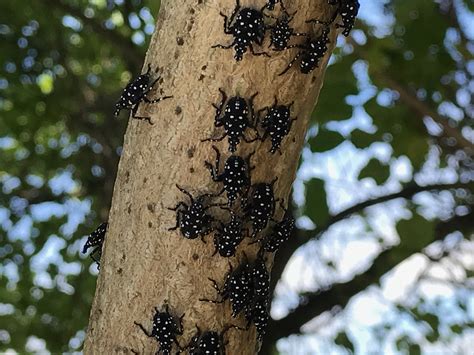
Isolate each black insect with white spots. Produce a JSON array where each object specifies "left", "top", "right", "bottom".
[
  {"left": 205, "top": 146, "right": 254, "bottom": 206},
  {"left": 213, "top": 0, "right": 269, "bottom": 61},
  {"left": 337, "top": 0, "right": 360, "bottom": 36},
  {"left": 82, "top": 222, "right": 107, "bottom": 269},
  {"left": 244, "top": 178, "right": 278, "bottom": 237},
  {"left": 257, "top": 97, "right": 297, "bottom": 154},
  {"left": 134, "top": 304, "right": 184, "bottom": 355},
  {"left": 200, "top": 260, "right": 253, "bottom": 318},
  {"left": 251, "top": 255, "right": 270, "bottom": 299},
  {"left": 168, "top": 185, "right": 222, "bottom": 240},
  {"left": 262, "top": 0, "right": 279, "bottom": 11},
  {"left": 187, "top": 327, "right": 223, "bottom": 355},
  {"left": 267, "top": 9, "right": 307, "bottom": 51},
  {"left": 213, "top": 211, "right": 247, "bottom": 258},
  {"left": 202, "top": 89, "right": 259, "bottom": 153},
  {"left": 307, "top": 0, "right": 360, "bottom": 37},
  {"left": 114, "top": 64, "right": 172, "bottom": 124},
  {"left": 186, "top": 325, "right": 244, "bottom": 355},
  {"left": 245, "top": 295, "right": 270, "bottom": 342},
  {"left": 259, "top": 200, "right": 295, "bottom": 253},
  {"left": 279, "top": 27, "right": 331, "bottom": 76}
]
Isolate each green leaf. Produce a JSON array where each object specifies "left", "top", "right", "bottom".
[
  {"left": 450, "top": 324, "right": 463, "bottom": 334},
  {"left": 311, "top": 55, "right": 357, "bottom": 123},
  {"left": 408, "top": 343, "right": 421, "bottom": 355},
  {"left": 358, "top": 158, "right": 390, "bottom": 185},
  {"left": 364, "top": 98, "right": 429, "bottom": 170},
  {"left": 304, "top": 178, "right": 329, "bottom": 227},
  {"left": 396, "top": 214, "right": 436, "bottom": 251},
  {"left": 351, "top": 129, "right": 375, "bottom": 149},
  {"left": 466, "top": 0, "right": 474, "bottom": 12},
  {"left": 334, "top": 331, "right": 355, "bottom": 353},
  {"left": 421, "top": 312, "right": 440, "bottom": 333},
  {"left": 309, "top": 129, "right": 345, "bottom": 152}
]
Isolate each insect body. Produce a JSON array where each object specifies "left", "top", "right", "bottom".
[
  {"left": 251, "top": 256, "right": 270, "bottom": 299},
  {"left": 245, "top": 296, "right": 270, "bottom": 342},
  {"left": 244, "top": 179, "right": 278, "bottom": 237},
  {"left": 258, "top": 97, "right": 297, "bottom": 154},
  {"left": 213, "top": 0, "right": 269, "bottom": 61},
  {"left": 307, "top": 0, "right": 360, "bottom": 37},
  {"left": 213, "top": 211, "right": 247, "bottom": 257},
  {"left": 205, "top": 146, "right": 254, "bottom": 206},
  {"left": 200, "top": 260, "right": 253, "bottom": 318},
  {"left": 168, "top": 185, "right": 222, "bottom": 240},
  {"left": 267, "top": 10, "right": 307, "bottom": 51},
  {"left": 187, "top": 328, "right": 224, "bottom": 355},
  {"left": 187, "top": 325, "right": 244, "bottom": 355},
  {"left": 260, "top": 200, "right": 295, "bottom": 253},
  {"left": 279, "top": 27, "right": 331, "bottom": 76},
  {"left": 203, "top": 89, "right": 259, "bottom": 153},
  {"left": 338, "top": 0, "right": 360, "bottom": 36},
  {"left": 134, "top": 304, "right": 184, "bottom": 355},
  {"left": 262, "top": 0, "right": 281, "bottom": 11},
  {"left": 114, "top": 64, "right": 172, "bottom": 124},
  {"left": 243, "top": 256, "right": 271, "bottom": 342},
  {"left": 82, "top": 222, "right": 107, "bottom": 268}
]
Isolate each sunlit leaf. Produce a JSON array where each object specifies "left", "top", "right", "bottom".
[
  {"left": 304, "top": 178, "right": 329, "bottom": 227},
  {"left": 309, "top": 128, "right": 345, "bottom": 152},
  {"left": 358, "top": 158, "right": 390, "bottom": 185}
]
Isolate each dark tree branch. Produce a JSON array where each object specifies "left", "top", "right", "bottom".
[
  {"left": 374, "top": 73, "right": 474, "bottom": 153},
  {"left": 347, "top": 35, "right": 473, "bottom": 154},
  {"left": 41, "top": 0, "right": 142, "bottom": 71},
  {"left": 270, "top": 181, "right": 473, "bottom": 293},
  {"left": 263, "top": 209, "right": 474, "bottom": 348}
]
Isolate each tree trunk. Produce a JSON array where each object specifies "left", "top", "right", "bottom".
[{"left": 83, "top": 0, "right": 336, "bottom": 354}]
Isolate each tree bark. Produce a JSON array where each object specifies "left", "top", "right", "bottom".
[{"left": 84, "top": 0, "right": 337, "bottom": 354}]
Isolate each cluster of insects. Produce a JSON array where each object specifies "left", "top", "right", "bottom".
[
  {"left": 81, "top": 0, "right": 360, "bottom": 351},
  {"left": 213, "top": 0, "right": 360, "bottom": 75},
  {"left": 199, "top": 253, "right": 272, "bottom": 341}
]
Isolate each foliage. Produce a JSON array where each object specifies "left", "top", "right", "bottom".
[{"left": 0, "top": 0, "right": 472, "bottom": 353}]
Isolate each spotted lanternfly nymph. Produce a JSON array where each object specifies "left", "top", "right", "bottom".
[
  {"left": 134, "top": 304, "right": 184, "bottom": 355},
  {"left": 266, "top": 9, "right": 307, "bottom": 51},
  {"left": 257, "top": 97, "right": 297, "bottom": 154},
  {"left": 259, "top": 200, "right": 295, "bottom": 253},
  {"left": 213, "top": 211, "right": 247, "bottom": 258},
  {"left": 251, "top": 255, "right": 270, "bottom": 299},
  {"left": 213, "top": 0, "right": 269, "bottom": 61},
  {"left": 200, "top": 260, "right": 253, "bottom": 318},
  {"left": 168, "top": 185, "right": 222, "bottom": 241},
  {"left": 82, "top": 222, "right": 107, "bottom": 269},
  {"left": 186, "top": 325, "right": 244, "bottom": 355},
  {"left": 205, "top": 146, "right": 254, "bottom": 206},
  {"left": 244, "top": 178, "right": 278, "bottom": 237},
  {"left": 245, "top": 295, "right": 270, "bottom": 342},
  {"left": 114, "top": 64, "right": 172, "bottom": 124},
  {"left": 279, "top": 27, "right": 331, "bottom": 76},
  {"left": 337, "top": 0, "right": 360, "bottom": 36},
  {"left": 262, "top": 0, "right": 281, "bottom": 11},
  {"left": 307, "top": 0, "right": 360, "bottom": 37},
  {"left": 202, "top": 89, "right": 259, "bottom": 153}
]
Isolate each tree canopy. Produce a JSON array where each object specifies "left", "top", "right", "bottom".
[{"left": 0, "top": 0, "right": 472, "bottom": 353}]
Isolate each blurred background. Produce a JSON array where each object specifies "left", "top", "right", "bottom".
[{"left": 0, "top": 0, "right": 473, "bottom": 354}]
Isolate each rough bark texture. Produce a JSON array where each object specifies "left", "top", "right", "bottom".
[{"left": 84, "top": 0, "right": 337, "bottom": 354}]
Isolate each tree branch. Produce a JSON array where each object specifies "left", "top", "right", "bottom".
[
  {"left": 270, "top": 181, "right": 473, "bottom": 293},
  {"left": 264, "top": 209, "right": 474, "bottom": 348},
  {"left": 347, "top": 36, "right": 473, "bottom": 153},
  {"left": 374, "top": 73, "right": 474, "bottom": 153}
]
